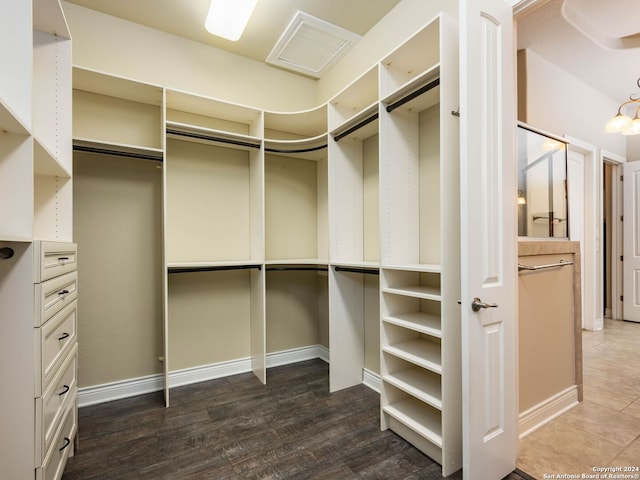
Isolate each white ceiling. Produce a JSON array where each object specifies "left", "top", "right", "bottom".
[
  {"left": 63, "top": 0, "right": 401, "bottom": 71},
  {"left": 517, "top": 0, "right": 640, "bottom": 104}
]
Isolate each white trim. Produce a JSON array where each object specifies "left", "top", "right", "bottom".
[
  {"left": 362, "top": 368, "right": 381, "bottom": 393},
  {"left": 77, "top": 373, "right": 164, "bottom": 407},
  {"left": 78, "top": 345, "right": 330, "bottom": 407},
  {"left": 601, "top": 149, "right": 626, "bottom": 321},
  {"left": 566, "top": 136, "right": 600, "bottom": 331},
  {"left": 266, "top": 344, "right": 329, "bottom": 368},
  {"left": 518, "top": 385, "right": 579, "bottom": 439}
]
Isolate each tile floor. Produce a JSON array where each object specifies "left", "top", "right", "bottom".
[{"left": 517, "top": 318, "right": 640, "bottom": 478}]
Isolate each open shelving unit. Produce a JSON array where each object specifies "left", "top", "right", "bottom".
[
  {"left": 379, "top": 14, "right": 462, "bottom": 477},
  {"left": 68, "top": 10, "right": 462, "bottom": 477}
]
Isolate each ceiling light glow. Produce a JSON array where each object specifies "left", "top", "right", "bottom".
[{"left": 205, "top": 0, "right": 259, "bottom": 41}]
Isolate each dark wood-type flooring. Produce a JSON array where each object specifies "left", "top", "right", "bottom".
[{"left": 63, "top": 359, "right": 530, "bottom": 480}]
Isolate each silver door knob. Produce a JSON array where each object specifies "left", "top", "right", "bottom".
[{"left": 471, "top": 297, "right": 498, "bottom": 312}]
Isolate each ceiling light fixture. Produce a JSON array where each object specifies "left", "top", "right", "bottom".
[
  {"left": 205, "top": 0, "right": 259, "bottom": 41},
  {"left": 605, "top": 77, "right": 640, "bottom": 135}
]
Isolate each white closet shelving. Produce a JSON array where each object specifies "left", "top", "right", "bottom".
[
  {"left": 70, "top": 11, "right": 461, "bottom": 477},
  {"left": 379, "top": 14, "right": 461, "bottom": 477},
  {"left": 327, "top": 65, "right": 381, "bottom": 392},
  {"left": 264, "top": 106, "right": 328, "bottom": 265},
  {"left": 1, "top": 1, "right": 75, "bottom": 479},
  {"left": 164, "top": 90, "right": 266, "bottom": 395}
]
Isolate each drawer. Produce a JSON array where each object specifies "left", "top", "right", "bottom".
[
  {"left": 36, "top": 400, "right": 77, "bottom": 480},
  {"left": 35, "top": 300, "right": 77, "bottom": 396},
  {"left": 35, "top": 271, "right": 78, "bottom": 327},
  {"left": 34, "top": 241, "right": 77, "bottom": 283},
  {"left": 36, "top": 345, "right": 77, "bottom": 464}
]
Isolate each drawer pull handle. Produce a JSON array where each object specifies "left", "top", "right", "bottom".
[
  {"left": 58, "top": 332, "right": 70, "bottom": 341},
  {"left": 59, "top": 385, "right": 70, "bottom": 396},
  {"left": 59, "top": 437, "right": 71, "bottom": 452},
  {"left": 58, "top": 256, "right": 70, "bottom": 262},
  {"left": 58, "top": 289, "right": 70, "bottom": 296}
]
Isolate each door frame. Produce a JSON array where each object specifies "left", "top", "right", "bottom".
[
  {"left": 565, "top": 136, "right": 600, "bottom": 330},
  {"left": 601, "top": 149, "right": 626, "bottom": 320}
]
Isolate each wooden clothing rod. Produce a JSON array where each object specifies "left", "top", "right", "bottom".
[
  {"left": 385, "top": 78, "right": 440, "bottom": 113},
  {"left": 73, "top": 145, "right": 163, "bottom": 162},
  {"left": 333, "top": 113, "right": 379, "bottom": 142},
  {"left": 168, "top": 264, "right": 262, "bottom": 274}
]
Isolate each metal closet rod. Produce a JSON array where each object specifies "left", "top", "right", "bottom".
[
  {"left": 517, "top": 259, "right": 573, "bottom": 272},
  {"left": 386, "top": 77, "right": 440, "bottom": 113},
  {"left": 168, "top": 264, "right": 262, "bottom": 274},
  {"left": 0, "top": 247, "right": 15, "bottom": 260},
  {"left": 333, "top": 113, "right": 379, "bottom": 143},
  {"left": 166, "top": 128, "right": 261, "bottom": 149},
  {"left": 265, "top": 144, "right": 328, "bottom": 154},
  {"left": 334, "top": 266, "right": 379, "bottom": 275},
  {"left": 266, "top": 266, "right": 328, "bottom": 272},
  {"left": 73, "top": 145, "right": 163, "bottom": 162}
]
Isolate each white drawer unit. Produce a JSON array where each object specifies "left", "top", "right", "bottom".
[
  {"left": 32, "top": 240, "right": 78, "bottom": 480},
  {"left": 36, "top": 399, "right": 77, "bottom": 480},
  {"left": 35, "top": 300, "right": 77, "bottom": 397},
  {"left": 33, "top": 242, "right": 78, "bottom": 283},
  {"left": 35, "top": 271, "right": 78, "bottom": 327},
  {"left": 35, "top": 345, "right": 78, "bottom": 464}
]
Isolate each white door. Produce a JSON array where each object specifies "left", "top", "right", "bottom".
[
  {"left": 567, "top": 149, "right": 586, "bottom": 328},
  {"left": 623, "top": 161, "right": 640, "bottom": 322},
  {"left": 460, "top": 0, "right": 518, "bottom": 478}
]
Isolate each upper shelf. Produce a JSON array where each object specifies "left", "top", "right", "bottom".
[
  {"left": 33, "top": 0, "right": 70, "bottom": 38},
  {"left": 380, "top": 15, "right": 441, "bottom": 100},
  {"left": 328, "top": 66, "right": 378, "bottom": 131},
  {"left": 166, "top": 89, "right": 262, "bottom": 138},
  {"left": 73, "top": 68, "right": 163, "bottom": 106},
  {"left": 264, "top": 105, "right": 327, "bottom": 141},
  {"left": 0, "top": 98, "right": 30, "bottom": 135}
]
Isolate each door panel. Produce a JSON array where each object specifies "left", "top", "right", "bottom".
[
  {"left": 623, "top": 161, "right": 640, "bottom": 322},
  {"left": 460, "top": 0, "right": 518, "bottom": 478}
]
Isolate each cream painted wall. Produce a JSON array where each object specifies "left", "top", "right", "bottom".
[
  {"left": 61, "top": 2, "right": 316, "bottom": 111},
  {"left": 266, "top": 270, "right": 325, "bottom": 353},
  {"left": 74, "top": 152, "right": 163, "bottom": 387},
  {"left": 519, "top": 49, "right": 626, "bottom": 158}
]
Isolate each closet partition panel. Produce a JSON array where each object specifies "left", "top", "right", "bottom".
[{"left": 327, "top": 66, "right": 381, "bottom": 392}]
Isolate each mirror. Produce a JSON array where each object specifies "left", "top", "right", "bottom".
[{"left": 517, "top": 124, "right": 568, "bottom": 238}]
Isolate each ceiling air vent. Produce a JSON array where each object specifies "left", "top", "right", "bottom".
[{"left": 266, "top": 11, "right": 361, "bottom": 78}]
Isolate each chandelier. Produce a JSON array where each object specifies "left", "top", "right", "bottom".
[{"left": 605, "top": 77, "right": 640, "bottom": 135}]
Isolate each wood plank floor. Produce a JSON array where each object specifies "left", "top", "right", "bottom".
[{"left": 63, "top": 359, "right": 528, "bottom": 479}]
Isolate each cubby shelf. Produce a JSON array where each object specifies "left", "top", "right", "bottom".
[
  {"left": 383, "top": 312, "right": 441, "bottom": 338},
  {"left": 383, "top": 339, "right": 442, "bottom": 374},
  {"left": 382, "top": 285, "right": 441, "bottom": 302},
  {"left": 383, "top": 397, "right": 443, "bottom": 448},
  {"left": 383, "top": 368, "right": 442, "bottom": 410}
]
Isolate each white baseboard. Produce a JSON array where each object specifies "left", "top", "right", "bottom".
[
  {"left": 362, "top": 368, "right": 381, "bottom": 393},
  {"left": 77, "top": 373, "right": 164, "bottom": 408},
  {"left": 518, "top": 385, "right": 579, "bottom": 439},
  {"left": 78, "top": 344, "right": 329, "bottom": 407}
]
